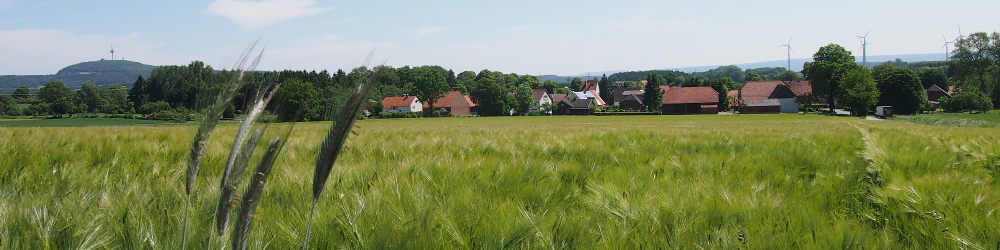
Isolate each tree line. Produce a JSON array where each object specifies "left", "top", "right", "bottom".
[{"left": 803, "top": 31, "right": 997, "bottom": 116}]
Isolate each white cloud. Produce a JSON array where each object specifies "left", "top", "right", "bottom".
[
  {"left": 205, "top": 0, "right": 331, "bottom": 30},
  {"left": 487, "top": 25, "right": 537, "bottom": 39},
  {"left": 0, "top": 29, "right": 191, "bottom": 75},
  {"left": 412, "top": 26, "right": 449, "bottom": 40}
]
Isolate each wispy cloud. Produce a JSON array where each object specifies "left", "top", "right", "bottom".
[
  {"left": 205, "top": 0, "right": 331, "bottom": 30},
  {"left": 487, "top": 25, "right": 537, "bottom": 39},
  {"left": 0, "top": 0, "right": 12, "bottom": 10},
  {"left": 601, "top": 10, "right": 688, "bottom": 29},
  {"left": 412, "top": 26, "right": 449, "bottom": 40}
]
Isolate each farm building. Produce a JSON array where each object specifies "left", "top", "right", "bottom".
[
  {"left": 661, "top": 86, "right": 719, "bottom": 115},
  {"left": 925, "top": 85, "right": 951, "bottom": 102},
  {"left": 738, "top": 81, "right": 812, "bottom": 114},
  {"left": 612, "top": 88, "right": 643, "bottom": 106},
  {"left": 925, "top": 85, "right": 952, "bottom": 110},
  {"left": 555, "top": 99, "right": 593, "bottom": 115},
  {"left": 620, "top": 93, "right": 644, "bottom": 111},
  {"left": 740, "top": 99, "right": 783, "bottom": 114},
  {"left": 381, "top": 95, "right": 422, "bottom": 113},
  {"left": 422, "top": 91, "right": 477, "bottom": 116}
]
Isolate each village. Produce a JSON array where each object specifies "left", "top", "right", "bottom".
[{"left": 380, "top": 79, "right": 955, "bottom": 116}]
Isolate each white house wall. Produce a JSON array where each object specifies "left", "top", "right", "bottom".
[{"left": 778, "top": 98, "right": 798, "bottom": 113}]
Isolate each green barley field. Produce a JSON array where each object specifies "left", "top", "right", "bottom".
[{"left": 1, "top": 115, "right": 998, "bottom": 249}]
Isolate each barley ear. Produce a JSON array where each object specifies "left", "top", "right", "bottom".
[
  {"left": 216, "top": 128, "right": 265, "bottom": 236},
  {"left": 312, "top": 58, "right": 382, "bottom": 202},
  {"left": 185, "top": 41, "right": 263, "bottom": 195},
  {"left": 233, "top": 119, "right": 296, "bottom": 250},
  {"left": 216, "top": 75, "right": 281, "bottom": 236}
]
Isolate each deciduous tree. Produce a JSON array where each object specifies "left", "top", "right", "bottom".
[
  {"left": 745, "top": 71, "right": 764, "bottom": 82},
  {"left": 13, "top": 86, "right": 31, "bottom": 100},
  {"left": 837, "top": 67, "right": 879, "bottom": 116},
  {"left": 470, "top": 75, "right": 510, "bottom": 116},
  {"left": 951, "top": 31, "right": 1000, "bottom": 106},
  {"left": 407, "top": 70, "right": 449, "bottom": 117},
  {"left": 513, "top": 84, "right": 534, "bottom": 115},
  {"left": 37, "top": 81, "right": 74, "bottom": 104},
  {"left": 872, "top": 64, "right": 927, "bottom": 115},
  {"left": 919, "top": 68, "right": 948, "bottom": 90},
  {"left": 804, "top": 44, "right": 856, "bottom": 111}
]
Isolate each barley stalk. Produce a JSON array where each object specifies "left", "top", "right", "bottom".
[
  {"left": 216, "top": 75, "right": 281, "bottom": 236},
  {"left": 182, "top": 41, "right": 262, "bottom": 250},
  {"left": 304, "top": 52, "right": 382, "bottom": 248},
  {"left": 233, "top": 123, "right": 296, "bottom": 250}
]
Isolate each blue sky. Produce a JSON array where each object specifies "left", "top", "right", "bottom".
[{"left": 1, "top": 0, "right": 998, "bottom": 76}]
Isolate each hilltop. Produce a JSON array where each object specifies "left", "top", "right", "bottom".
[{"left": 0, "top": 60, "right": 155, "bottom": 90}]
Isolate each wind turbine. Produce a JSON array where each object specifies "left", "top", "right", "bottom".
[
  {"left": 941, "top": 35, "right": 954, "bottom": 61},
  {"left": 780, "top": 36, "right": 793, "bottom": 71},
  {"left": 110, "top": 44, "right": 115, "bottom": 60},
  {"left": 856, "top": 30, "right": 870, "bottom": 66}
]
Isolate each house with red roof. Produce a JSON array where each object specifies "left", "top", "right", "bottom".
[
  {"left": 422, "top": 91, "right": 476, "bottom": 116},
  {"left": 738, "top": 80, "right": 812, "bottom": 114},
  {"left": 381, "top": 95, "right": 422, "bottom": 113},
  {"left": 661, "top": 86, "right": 719, "bottom": 114}
]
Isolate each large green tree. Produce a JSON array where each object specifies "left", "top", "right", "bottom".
[
  {"left": 407, "top": 70, "right": 450, "bottom": 117},
  {"left": 643, "top": 72, "right": 665, "bottom": 111},
  {"left": 37, "top": 81, "right": 75, "bottom": 104},
  {"left": 745, "top": 71, "right": 764, "bottom": 82},
  {"left": 837, "top": 67, "right": 880, "bottom": 116},
  {"left": 13, "top": 86, "right": 31, "bottom": 100},
  {"left": 273, "top": 79, "right": 321, "bottom": 121},
  {"left": 803, "top": 44, "right": 856, "bottom": 111},
  {"left": 570, "top": 77, "right": 584, "bottom": 91},
  {"left": 76, "top": 81, "right": 101, "bottom": 113},
  {"left": 919, "top": 68, "right": 948, "bottom": 90},
  {"left": 470, "top": 75, "right": 510, "bottom": 116},
  {"left": 99, "top": 84, "right": 132, "bottom": 114},
  {"left": 778, "top": 70, "right": 801, "bottom": 82},
  {"left": 0, "top": 95, "right": 19, "bottom": 116},
  {"left": 512, "top": 84, "right": 534, "bottom": 115},
  {"left": 456, "top": 71, "right": 477, "bottom": 94},
  {"left": 951, "top": 31, "right": 1000, "bottom": 106},
  {"left": 872, "top": 64, "right": 927, "bottom": 115}
]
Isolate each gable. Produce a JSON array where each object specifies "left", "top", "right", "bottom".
[{"left": 768, "top": 85, "right": 796, "bottom": 99}]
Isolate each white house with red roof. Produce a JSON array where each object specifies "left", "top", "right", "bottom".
[{"left": 381, "top": 95, "right": 422, "bottom": 113}]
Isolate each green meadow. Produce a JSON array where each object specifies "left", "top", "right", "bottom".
[{"left": 1, "top": 115, "right": 998, "bottom": 249}]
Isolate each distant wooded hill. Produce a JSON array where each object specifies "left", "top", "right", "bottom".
[{"left": 0, "top": 60, "right": 155, "bottom": 90}]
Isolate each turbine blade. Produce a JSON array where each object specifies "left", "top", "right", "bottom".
[{"left": 865, "top": 30, "right": 870, "bottom": 37}]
